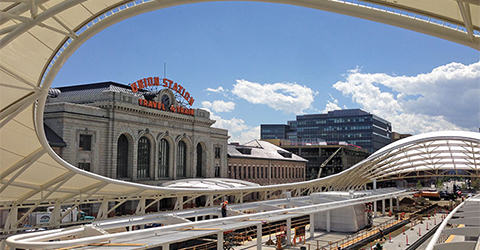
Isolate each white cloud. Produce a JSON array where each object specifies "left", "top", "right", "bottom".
[
  {"left": 333, "top": 61, "right": 480, "bottom": 134},
  {"left": 207, "top": 110, "right": 259, "bottom": 144},
  {"left": 206, "top": 86, "right": 227, "bottom": 93},
  {"left": 205, "top": 86, "right": 229, "bottom": 98},
  {"left": 322, "top": 94, "right": 342, "bottom": 113},
  {"left": 232, "top": 126, "right": 260, "bottom": 144},
  {"left": 202, "top": 100, "right": 235, "bottom": 113},
  {"left": 231, "top": 80, "right": 316, "bottom": 114}
]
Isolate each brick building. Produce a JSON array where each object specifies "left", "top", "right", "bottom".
[{"left": 227, "top": 140, "right": 307, "bottom": 185}]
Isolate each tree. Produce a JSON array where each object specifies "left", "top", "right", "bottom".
[
  {"left": 416, "top": 180, "right": 423, "bottom": 190},
  {"left": 436, "top": 178, "right": 444, "bottom": 190},
  {"left": 472, "top": 178, "right": 480, "bottom": 191}
]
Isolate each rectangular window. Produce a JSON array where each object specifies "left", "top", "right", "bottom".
[
  {"left": 215, "top": 165, "right": 220, "bottom": 177},
  {"left": 78, "top": 162, "right": 90, "bottom": 171},
  {"left": 79, "top": 134, "right": 92, "bottom": 151},
  {"left": 215, "top": 147, "right": 221, "bottom": 158}
]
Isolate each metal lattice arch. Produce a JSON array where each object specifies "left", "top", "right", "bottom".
[{"left": 1, "top": 0, "right": 480, "bottom": 232}]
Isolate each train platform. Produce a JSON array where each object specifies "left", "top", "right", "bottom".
[{"left": 238, "top": 213, "right": 447, "bottom": 250}]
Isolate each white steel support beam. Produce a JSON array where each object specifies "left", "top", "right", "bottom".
[
  {"left": 326, "top": 210, "right": 331, "bottom": 232},
  {"left": 49, "top": 202, "right": 62, "bottom": 228},
  {"left": 217, "top": 231, "right": 223, "bottom": 249},
  {"left": 309, "top": 213, "right": 315, "bottom": 238},
  {"left": 235, "top": 193, "right": 242, "bottom": 204},
  {"left": 0, "top": 92, "right": 42, "bottom": 129},
  {"left": 4, "top": 204, "right": 18, "bottom": 232},
  {"left": 286, "top": 218, "right": 292, "bottom": 246},
  {"left": 59, "top": 183, "right": 108, "bottom": 222},
  {"left": 174, "top": 196, "right": 183, "bottom": 210},
  {"left": 136, "top": 197, "right": 146, "bottom": 215},
  {"left": 0, "top": 11, "right": 30, "bottom": 22},
  {"left": 97, "top": 199, "right": 109, "bottom": 220},
  {"left": 0, "top": 0, "right": 89, "bottom": 48},
  {"left": 15, "top": 171, "right": 76, "bottom": 228},
  {"left": 256, "top": 224, "right": 262, "bottom": 250},
  {"left": 382, "top": 199, "right": 386, "bottom": 215},
  {"left": 28, "top": 0, "right": 38, "bottom": 18},
  {"left": 0, "top": 147, "right": 45, "bottom": 193},
  {"left": 145, "top": 196, "right": 164, "bottom": 211},
  {"left": 205, "top": 195, "right": 213, "bottom": 207},
  {"left": 457, "top": 1, "right": 475, "bottom": 41}
]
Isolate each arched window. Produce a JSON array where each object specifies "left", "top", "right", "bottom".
[
  {"left": 196, "top": 143, "right": 203, "bottom": 177},
  {"left": 137, "top": 136, "right": 150, "bottom": 178},
  {"left": 117, "top": 134, "right": 129, "bottom": 178},
  {"left": 177, "top": 141, "right": 187, "bottom": 177},
  {"left": 158, "top": 139, "right": 169, "bottom": 178}
]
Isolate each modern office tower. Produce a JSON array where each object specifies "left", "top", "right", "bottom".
[{"left": 261, "top": 109, "right": 392, "bottom": 153}]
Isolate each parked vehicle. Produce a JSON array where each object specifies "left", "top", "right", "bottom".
[
  {"left": 28, "top": 207, "right": 93, "bottom": 226},
  {"left": 413, "top": 189, "right": 441, "bottom": 200},
  {"left": 439, "top": 191, "right": 456, "bottom": 200}
]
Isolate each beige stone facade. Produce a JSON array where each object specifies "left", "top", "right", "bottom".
[{"left": 44, "top": 82, "right": 229, "bottom": 186}]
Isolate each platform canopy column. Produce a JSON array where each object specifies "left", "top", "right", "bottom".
[
  {"left": 286, "top": 218, "right": 292, "bottom": 246},
  {"left": 256, "top": 224, "right": 262, "bottom": 250},
  {"left": 382, "top": 199, "right": 386, "bottom": 215},
  {"left": 217, "top": 231, "right": 224, "bottom": 249},
  {"left": 327, "top": 210, "right": 331, "bottom": 232},
  {"left": 310, "top": 213, "right": 315, "bottom": 238},
  {"left": 161, "top": 243, "right": 169, "bottom": 250}
]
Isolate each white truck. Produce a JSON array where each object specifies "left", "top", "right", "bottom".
[{"left": 28, "top": 207, "right": 79, "bottom": 226}]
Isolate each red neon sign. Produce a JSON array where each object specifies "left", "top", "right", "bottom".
[{"left": 130, "top": 77, "right": 195, "bottom": 106}]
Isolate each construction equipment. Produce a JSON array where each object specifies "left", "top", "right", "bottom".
[{"left": 317, "top": 147, "right": 342, "bottom": 178}]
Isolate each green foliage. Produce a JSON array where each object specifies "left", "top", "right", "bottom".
[
  {"left": 472, "top": 178, "right": 480, "bottom": 191},
  {"left": 436, "top": 178, "right": 444, "bottom": 189},
  {"left": 416, "top": 180, "right": 423, "bottom": 190}
]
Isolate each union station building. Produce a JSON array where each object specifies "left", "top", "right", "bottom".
[{"left": 44, "top": 78, "right": 229, "bottom": 186}]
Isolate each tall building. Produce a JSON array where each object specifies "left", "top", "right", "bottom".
[
  {"left": 44, "top": 79, "right": 229, "bottom": 187},
  {"left": 261, "top": 109, "right": 392, "bottom": 153}
]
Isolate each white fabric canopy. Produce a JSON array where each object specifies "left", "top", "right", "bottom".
[{"left": 1, "top": 0, "right": 479, "bottom": 231}]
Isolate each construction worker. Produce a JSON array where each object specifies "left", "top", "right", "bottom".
[{"left": 221, "top": 201, "right": 228, "bottom": 217}]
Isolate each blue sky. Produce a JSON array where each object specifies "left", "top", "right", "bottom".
[{"left": 52, "top": 2, "right": 480, "bottom": 143}]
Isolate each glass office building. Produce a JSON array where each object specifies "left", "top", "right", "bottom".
[{"left": 261, "top": 109, "right": 392, "bottom": 153}]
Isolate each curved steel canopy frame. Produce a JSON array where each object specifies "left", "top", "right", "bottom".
[{"left": 1, "top": 0, "right": 479, "bottom": 232}]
